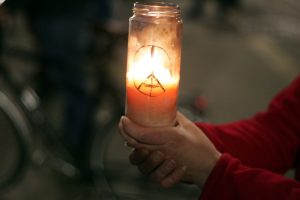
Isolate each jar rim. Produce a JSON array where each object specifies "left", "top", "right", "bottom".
[
  {"left": 134, "top": 2, "right": 179, "bottom": 8},
  {"left": 133, "top": 2, "right": 181, "bottom": 17}
]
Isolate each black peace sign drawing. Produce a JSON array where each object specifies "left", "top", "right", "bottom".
[{"left": 133, "top": 45, "right": 172, "bottom": 97}]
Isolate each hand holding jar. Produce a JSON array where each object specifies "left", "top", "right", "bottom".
[{"left": 119, "top": 112, "right": 221, "bottom": 188}]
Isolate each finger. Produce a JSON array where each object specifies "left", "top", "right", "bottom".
[
  {"left": 150, "top": 159, "right": 177, "bottom": 183},
  {"left": 160, "top": 165, "right": 187, "bottom": 188},
  {"left": 123, "top": 142, "right": 136, "bottom": 153},
  {"left": 119, "top": 118, "right": 161, "bottom": 150},
  {"left": 138, "top": 151, "right": 165, "bottom": 175},
  {"left": 176, "top": 112, "right": 192, "bottom": 126},
  {"left": 119, "top": 118, "right": 140, "bottom": 147},
  {"left": 129, "top": 148, "right": 150, "bottom": 165},
  {"left": 121, "top": 116, "right": 174, "bottom": 145}
]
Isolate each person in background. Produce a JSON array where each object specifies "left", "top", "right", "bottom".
[
  {"left": 2, "top": 0, "right": 112, "bottom": 179},
  {"left": 119, "top": 75, "right": 300, "bottom": 199},
  {"left": 188, "top": 0, "right": 240, "bottom": 20},
  {"left": 217, "top": 0, "right": 240, "bottom": 18}
]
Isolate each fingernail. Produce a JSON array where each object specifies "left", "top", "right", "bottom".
[
  {"left": 140, "top": 149, "right": 150, "bottom": 156},
  {"left": 121, "top": 116, "right": 126, "bottom": 123}
]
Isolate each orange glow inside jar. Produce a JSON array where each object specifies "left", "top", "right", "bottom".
[{"left": 125, "top": 2, "right": 182, "bottom": 127}]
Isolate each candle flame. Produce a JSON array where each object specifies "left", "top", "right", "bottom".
[{"left": 127, "top": 45, "right": 175, "bottom": 86}]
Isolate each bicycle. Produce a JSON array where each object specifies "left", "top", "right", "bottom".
[{"left": 0, "top": 12, "right": 125, "bottom": 198}]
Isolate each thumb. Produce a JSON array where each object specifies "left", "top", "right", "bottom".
[
  {"left": 176, "top": 112, "right": 192, "bottom": 126},
  {"left": 121, "top": 116, "right": 173, "bottom": 145}
]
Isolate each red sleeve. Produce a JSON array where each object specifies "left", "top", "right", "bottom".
[
  {"left": 200, "top": 153, "right": 300, "bottom": 200},
  {"left": 196, "top": 76, "right": 300, "bottom": 174}
]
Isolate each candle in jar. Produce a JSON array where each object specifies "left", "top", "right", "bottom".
[
  {"left": 125, "top": 2, "right": 182, "bottom": 127},
  {"left": 126, "top": 45, "right": 179, "bottom": 127}
]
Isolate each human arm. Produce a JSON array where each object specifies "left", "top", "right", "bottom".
[
  {"left": 119, "top": 112, "right": 300, "bottom": 200},
  {"left": 197, "top": 76, "right": 300, "bottom": 174},
  {"left": 120, "top": 113, "right": 300, "bottom": 200},
  {"left": 200, "top": 153, "right": 300, "bottom": 200}
]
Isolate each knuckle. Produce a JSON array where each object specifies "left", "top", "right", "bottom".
[
  {"left": 173, "top": 167, "right": 185, "bottom": 181},
  {"left": 160, "top": 166, "right": 185, "bottom": 188},
  {"left": 149, "top": 151, "right": 164, "bottom": 164},
  {"left": 129, "top": 149, "right": 150, "bottom": 165},
  {"left": 151, "top": 160, "right": 176, "bottom": 183},
  {"left": 148, "top": 157, "right": 159, "bottom": 166},
  {"left": 138, "top": 151, "right": 164, "bottom": 174},
  {"left": 164, "top": 160, "right": 176, "bottom": 171},
  {"left": 172, "top": 172, "right": 181, "bottom": 182}
]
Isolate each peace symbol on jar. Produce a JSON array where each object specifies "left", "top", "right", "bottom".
[{"left": 132, "top": 45, "right": 173, "bottom": 97}]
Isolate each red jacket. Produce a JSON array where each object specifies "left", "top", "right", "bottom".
[{"left": 196, "top": 76, "right": 300, "bottom": 200}]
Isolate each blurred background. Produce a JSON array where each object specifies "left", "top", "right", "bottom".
[{"left": 0, "top": 0, "right": 300, "bottom": 199}]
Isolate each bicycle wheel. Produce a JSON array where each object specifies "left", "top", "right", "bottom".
[{"left": 0, "top": 89, "right": 30, "bottom": 191}]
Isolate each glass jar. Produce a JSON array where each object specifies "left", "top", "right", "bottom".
[{"left": 125, "top": 2, "right": 183, "bottom": 127}]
